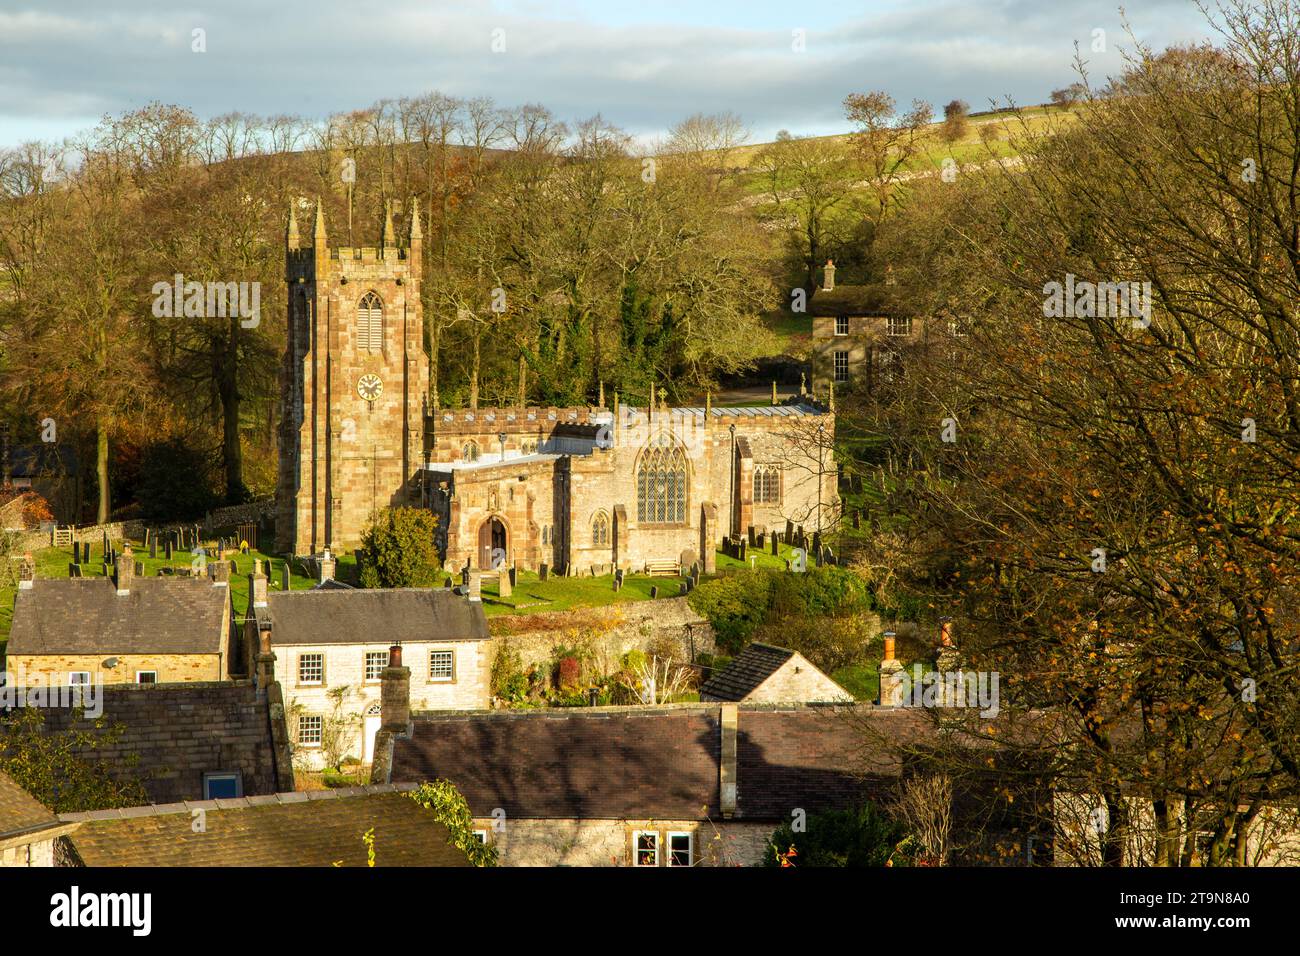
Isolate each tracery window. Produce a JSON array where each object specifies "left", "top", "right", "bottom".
[
  {"left": 636, "top": 435, "right": 687, "bottom": 524},
  {"left": 592, "top": 511, "right": 610, "bottom": 546},
  {"left": 754, "top": 465, "right": 781, "bottom": 504}
]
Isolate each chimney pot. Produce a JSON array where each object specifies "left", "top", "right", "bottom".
[
  {"left": 823, "top": 258, "right": 836, "bottom": 292},
  {"left": 883, "top": 631, "right": 896, "bottom": 662},
  {"left": 939, "top": 618, "right": 953, "bottom": 647}
]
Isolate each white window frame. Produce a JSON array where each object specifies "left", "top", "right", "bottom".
[
  {"left": 833, "top": 350, "right": 850, "bottom": 383},
  {"left": 202, "top": 771, "right": 242, "bottom": 800},
  {"left": 298, "top": 652, "right": 324, "bottom": 685},
  {"left": 472, "top": 829, "right": 488, "bottom": 844},
  {"left": 632, "top": 830, "right": 660, "bottom": 867},
  {"left": 667, "top": 831, "right": 694, "bottom": 867},
  {"left": 887, "top": 315, "right": 913, "bottom": 338},
  {"left": 135, "top": 671, "right": 157, "bottom": 685},
  {"left": 298, "top": 714, "right": 323, "bottom": 747},
  {"left": 834, "top": 315, "right": 849, "bottom": 336},
  {"left": 68, "top": 671, "right": 91, "bottom": 686},
  {"left": 429, "top": 649, "right": 455, "bottom": 683},
  {"left": 364, "top": 651, "right": 387, "bottom": 683}
]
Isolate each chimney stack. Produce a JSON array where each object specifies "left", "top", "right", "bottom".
[
  {"left": 114, "top": 547, "right": 134, "bottom": 595},
  {"left": 17, "top": 551, "right": 34, "bottom": 590},
  {"left": 823, "top": 259, "right": 835, "bottom": 292},
  {"left": 879, "top": 630, "right": 906, "bottom": 706},
  {"left": 319, "top": 548, "right": 336, "bottom": 584},
  {"left": 381, "top": 644, "right": 411, "bottom": 732},
  {"left": 255, "top": 625, "right": 276, "bottom": 687},
  {"left": 249, "top": 559, "right": 268, "bottom": 610},
  {"left": 210, "top": 559, "right": 231, "bottom": 587}
]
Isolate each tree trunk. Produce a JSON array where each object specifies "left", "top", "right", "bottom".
[
  {"left": 96, "top": 420, "right": 109, "bottom": 524},
  {"left": 469, "top": 329, "right": 480, "bottom": 410},
  {"left": 220, "top": 314, "right": 244, "bottom": 503}
]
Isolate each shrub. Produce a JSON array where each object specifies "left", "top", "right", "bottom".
[
  {"left": 761, "top": 803, "right": 911, "bottom": 868},
  {"left": 135, "top": 437, "right": 220, "bottom": 522},
  {"left": 408, "top": 780, "right": 498, "bottom": 866},
  {"left": 687, "top": 570, "right": 775, "bottom": 652},
  {"left": 557, "top": 656, "right": 581, "bottom": 691},
  {"left": 771, "top": 565, "right": 872, "bottom": 618},
  {"left": 358, "top": 507, "right": 440, "bottom": 588},
  {"left": 491, "top": 640, "right": 528, "bottom": 703},
  {"left": 757, "top": 612, "right": 875, "bottom": 674}
]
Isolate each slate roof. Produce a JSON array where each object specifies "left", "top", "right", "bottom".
[
  {"left": 808, "top": 284, "right": 891, "bottom": 317},
  {"left": 0, "top": 770, "right": 62, "bottom": 840},
  {"left": 388, "top": 704, "right": 933, "bottom": 821},
  {"left": 7, "top": 576, "right": 230, "bottom": 656},
  {"left": 262, "top": 587, "right": 490, "bottom": 646},
  {"left": 700, "top": 643, "right": 795, "bottom": 701},
  {"left": 60, "top": 786, "right": 471, "bottom": 867},
  {"left": 3, "top": 682, "right": 288, "bottom": 805}
]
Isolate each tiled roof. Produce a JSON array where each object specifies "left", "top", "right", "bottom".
[
  {"left": 7, "top": 576, "right": 230, "bottom": 656},
  {"left": 388, "top": 704, "right": 930, "bottom": 821},
  {"left": 391, "top": 707, "right": 722, "bottom": 819},
  {"left": 263, "top": 588, "right": 490, "bottom": 646},
  {"left": 61, "top": 786, "right": 471, "bottom": 867},
  {"left": 808, "top": 284, "right": 891, "bottom": 317},
  {"left": 0, "top": 770, "right": 61, "bottom": 839},
  {"left": 4, "top": 681, "right": 287, "bottom": 805},
  {"left": 700, "top": 643, "right": 794, "bottom": 701}
]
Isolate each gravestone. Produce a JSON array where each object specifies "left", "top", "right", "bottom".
[
  {"left": 149, "top": 537, "right": 157, "bottom": 559},
  {"left": 680, "top": 549, "right": 698, "bottom": 573},
  {"left": 812, "top": 532, "right": 822, "bottom": 560},
  {"left": 102, "top": 562, "right": 111, "bottom": 578},
  {"left": 649, "top": 585, "right": 658, "bottom": 599},
  {"left": 738, "top": 539, "right": 747, "bottom": 561},
  {"left": 281, "top": 563, "right": 290, "bottom": 593},
  {"left": 445, "top": 575, "right": 454, "bottom": 589},
  {"left": 508, "top": 565, "right": 518, "bottom": 588},
  {"left": 135, "top": 561, "right": 144, "bottom": 576},
  {"left": 461, "top": 567, "right": 470, "bottom": 587},
  {"left": 785, "top": 519, "right": 794, "bottom": 541},
  {"left": 539, "top": 563, "right": 549, "bottom": 582},
  {"left": 679, "top": 581, "right": 688, "bottom": 596},
  {"left": 164, "top": 540, "right": 173, "bottom": 560},
  {"left": 68, "top": 562, "right": 80, "bottom": 578},
  {"left": 498, "top": 572, "right": 512, "bottom": 598},
  {"left": 747, "top": 525, "right": 756, "bottom": 547},
  {"left": 612, "top": 572, "right": 622, "bottom": 592},
  {"left": 771, "top": 535, "right": 779, "bottom": 557},
  {"left": 852, "top": 510, "right": 861, "bottom": 530}
]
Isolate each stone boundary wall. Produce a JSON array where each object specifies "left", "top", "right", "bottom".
[
  {"left": 488, "top": 596, "right": 716, "bottom": 673},
  {"left": 204, "top": 499, "right": 276, "bottom": 531}
]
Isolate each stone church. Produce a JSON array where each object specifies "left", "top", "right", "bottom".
[{"left": 276, "top": 202, "right": 838, "bottom": 573}]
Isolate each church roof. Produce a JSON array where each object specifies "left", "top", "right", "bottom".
[{"left": 262, "top": 587, "right": 490, "bottom": 646}]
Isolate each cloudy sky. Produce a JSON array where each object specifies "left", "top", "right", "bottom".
[{"left": 0, "top": 1, "right": 1217, "bottom": 149}]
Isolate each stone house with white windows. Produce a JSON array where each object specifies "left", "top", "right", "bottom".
[
  {"left": 700, "top": 642, "right": 852, "bottom": 704},
  {"left": 240, "top": 563, "right": 491, "bottom": 770},
  {"left": 809, "top": 260, "right": 924, "bottom": 392}
]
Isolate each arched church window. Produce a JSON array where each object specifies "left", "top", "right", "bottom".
[
  {"left": 636, "top": 435, "right": 687, "bottom": 524},
  {"left": 357, "top": 291, "right": 384, "bottom": 353},
  {"left": 754, "top": 465, "right": 781, "bottom": 504},
  {"left": 462, "top": 441, "right": 480, "bottom": 462},
  {"left": 592, "top": 511, "right": 610, "bottom": 546}
]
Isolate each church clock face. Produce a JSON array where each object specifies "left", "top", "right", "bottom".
[{"left": 357, "top": 373, "right": 383, "bottom": 402}]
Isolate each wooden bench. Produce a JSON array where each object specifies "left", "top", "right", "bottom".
[{"left": 644, "top": 559, "right": 680, "bottom": 577}]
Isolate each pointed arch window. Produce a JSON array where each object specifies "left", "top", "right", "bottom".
[
  {"left": 462, "top": 441, "right": 480, "bottom": 463},
  {"left": 754, "top": 465, "right": 781, "bottom": 504},
  {"left": 636, "top": 435, "right": 687, "bottom": 525},
  {"left": 357, "top": 292, "right": 384, "bottom": 353},
  {"left": 592, "top": 511, "right": 610, "bottom": 546}
]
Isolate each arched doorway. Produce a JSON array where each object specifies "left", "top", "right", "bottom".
[
  {"left": 478, "top": 516, "right": 507, "bottom": 569},
  {"left": 362, "top": 702, "right": 382, "bottom": 765}
]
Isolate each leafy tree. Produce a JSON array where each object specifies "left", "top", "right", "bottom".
[
  {"left": 358, "top": 507, "right": 440, "bottom": 588},
  {"left": 135, "top": 436, "right": 220, "bottom": 521},
  {"left": 0, "top": 708, "right": 148, "bottom": 813},
  {"left": 408, "top": 779, "right": 498, "bottom": 866}
]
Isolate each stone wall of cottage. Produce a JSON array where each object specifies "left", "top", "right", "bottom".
[
  {"left": 6, "top": 653, "right": 224, "bottom": 685},
  {"left": 742, "top": 653, "right": 854, "bottom": 704},
  {"left": 278, "top": 638, "right": 490, "bottom": 770},
  {"left": 0, "top": 837, "right": 57, "bottom": 867},
  {"left": 488, "top": 597, "right": 716, "bottom": 674},
  {"left": 473, "top": 817, "right": 776, "bottom": 867}
]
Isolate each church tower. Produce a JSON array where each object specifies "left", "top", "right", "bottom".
[{"left": 276, "top": 199, "right": 429, "bottom": 555}]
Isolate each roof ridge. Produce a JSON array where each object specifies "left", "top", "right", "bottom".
[{"left": 58, "top": 782, "right": 418, "bottom": 822}]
